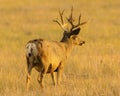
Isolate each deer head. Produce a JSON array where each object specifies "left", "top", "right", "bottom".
[{"left": 53, "top": 7, "right": 87, "bottom": 42}]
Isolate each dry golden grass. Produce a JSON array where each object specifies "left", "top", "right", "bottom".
[{"left": 0, "top": 0, "right": 120, "bottom": 96}]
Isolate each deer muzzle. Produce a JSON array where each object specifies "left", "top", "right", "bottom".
[{"left": 79, "top": 40, "right": 85, "bottom": 46}]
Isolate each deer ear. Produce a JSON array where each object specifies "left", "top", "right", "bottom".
[{"left": 70, "top": 28, "right": 81, "bottom": 36}]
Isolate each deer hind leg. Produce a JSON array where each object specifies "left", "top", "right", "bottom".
[
  {"left": 51, "top": 72, "right": 56, "bottom": 86},
  {"left": 26, "top": 63, "right": 33, "bottom": 91},
  {"left": 38, "top": 65, "right": 49, "bottom": 88}
]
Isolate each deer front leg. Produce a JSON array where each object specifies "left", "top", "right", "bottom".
[
  {"left": 57, "top": 63, "right": 64, "bottom": 85},
  {"left": 51, "top": 72, "right": 56, "bottom": 86},
  {"left": 38, "top": 65, "right": 49, "bottom": 88}
]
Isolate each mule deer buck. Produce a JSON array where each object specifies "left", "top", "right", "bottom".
[{"left": 25, "top": 7, "right": 86, "bottom": 90}]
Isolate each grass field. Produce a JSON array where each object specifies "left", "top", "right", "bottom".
[{"left": 0, "top": 0, "right": 120, "bottom": 96}]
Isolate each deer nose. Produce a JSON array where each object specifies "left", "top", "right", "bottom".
[
  {"left": 83, "top": 41, "right": 85, "bottom": 44},
  {"left": 79, "top": 41, "right": 85, "bottom": 46}
]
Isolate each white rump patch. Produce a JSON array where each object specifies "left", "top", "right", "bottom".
[{"left": 25, "top": 43, "right": 38, "bottom": 57}]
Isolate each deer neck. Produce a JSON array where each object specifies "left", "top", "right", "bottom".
[
  {"left": 62, "top": 38, "right": 74, "bottom": 57},
  {"left": 60, "top": 35, "right": 66, "bottom": 42}
]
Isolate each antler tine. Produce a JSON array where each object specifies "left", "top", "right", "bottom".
[
  {"left": 53, "top": 19, "right": 66, "bottom": 31},
  {"left": 78, "top": 14, "right": 81, "bottom": 25},
  {"left": 75, "top": 13, "right": 87, "bottom": 27},
  {"left": 59, "top": 10, "right": 64, "bottom": 24},
  {"left": 53, "top": 19, "right": 61, "bottom": 26},
  {"left": 73, "top": 13, "right": 81, "bottom": 28},
  {"left": 66, "top": 7, "right": 77, "bottom": 31},
  {"left": 78, "top": 13, "right": 87, "bottom": 26},
  {"left": 67, "top": 7, "right": 74, "bottom": 24},
  {"left": 70, "top": 6, "right": 73, "bottom": 22},
  {"left": 53, "top": 10, "right": 67, "bottom": 31}
]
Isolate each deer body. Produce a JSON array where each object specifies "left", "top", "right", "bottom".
[{"left": 25, "top": 7, "right": 86, "bottom": 90}]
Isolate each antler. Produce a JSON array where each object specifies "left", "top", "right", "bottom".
[
  {"left": 53, "top": 7, "right": 87, "bottom": 32},
  {"left": 66, "top": 7, "right": 87, "bottom": 32},
  {"left": 53, "top": 10, "right": 68, "bottom": 32}
]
